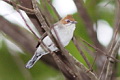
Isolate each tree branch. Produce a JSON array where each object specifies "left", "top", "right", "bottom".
[
  {"left": 105, "top": 38, "right": 120, "bottom": 80},
  {"left": 73, "top": 0, "right": 99, "bottom": 46}
]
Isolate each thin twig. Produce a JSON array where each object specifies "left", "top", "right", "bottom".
[
  {"left": 72, "top": 37, "right": 91, "bottom": 68},
  {"left": 17, "top": 10, "right": 40, "bottom": 40},
  {"left": 47, "top": 0, "right": 61, "bottom": 20},
  {"left": 73, "top": 37, "right": 98, "bottom": 72},
  {"left": 77, "top": 37, "right": 95, "bottom": 57},
  {"left": 98, "top": 59, "right": 108, "bottom": 80},
  {"left": 101, "top": 21, "right": 120, "bottom": 80},
  {"left": 40, "top": 0, "right": 55, "bottom": 26},
  {"left": 72, "top": 54, "right": 98, "bottom": 80},
  {"left": 3, "top": 0, "right": 35, "bottom": 13},
  {"left": 105, "top": 38, "right": 120, "bottom": 80},
  {"left": 107, "top": 21, "right": 120, "bottom": 56},
  {"left": 89, "top": 53, "right": 98, "bottom": 72},
  {"left": 79, "top": 37, "right": 120, "bottom": 62},
  {"left": 99, "top": 1, "right": 120, "bottom": 79},
  {"left": 73, "top": 0, "right": 99, "bottom": 46}
]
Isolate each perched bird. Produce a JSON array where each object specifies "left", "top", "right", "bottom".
[{"left": 26, "top": 15, "right": 77, "bottom": 69}]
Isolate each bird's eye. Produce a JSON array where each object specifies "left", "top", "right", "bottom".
[{"left": 65, "top": 19, "right": 71, "bottom": 23}]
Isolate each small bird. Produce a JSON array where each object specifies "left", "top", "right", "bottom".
[{"left": 25, "top": 15, "right": 77, "bottom": 69}]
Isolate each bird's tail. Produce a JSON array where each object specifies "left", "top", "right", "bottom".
[{"left": 25, "top": 51, "right": 43, "bottom": 69}]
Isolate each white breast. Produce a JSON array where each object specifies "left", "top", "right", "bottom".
[
  {"left": 42, "top": 24, "right": 75, "bottom": 51},
  {"left": 52, "top": 24, "right": 75, "bottom": 46}
]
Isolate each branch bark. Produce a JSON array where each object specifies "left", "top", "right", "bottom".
[
  {"left": 104, "top": 1, "right": 120, "bottom": 80},
  {"left": 105, "top": 38, "right": 120, "bottom": 80}
]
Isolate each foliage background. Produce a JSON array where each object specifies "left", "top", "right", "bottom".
[{"left": 0, "top": 0, "right": 120, "bottom": 80}]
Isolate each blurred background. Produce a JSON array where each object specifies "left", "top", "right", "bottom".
[{"left": 0, "top": 0, "right": 120, "bottom": 80}]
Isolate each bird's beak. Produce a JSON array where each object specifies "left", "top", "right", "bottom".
[{"left": 71, "top": 21, "right": 77, "bottom": 24}]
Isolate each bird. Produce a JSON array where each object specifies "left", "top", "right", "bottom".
[{"left": 25, "top": 15, "right": 77, "bottom": 69}]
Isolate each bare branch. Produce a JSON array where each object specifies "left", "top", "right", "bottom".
[
  {"left": 73, "top": 0, "right": 100, "bottom": 46},
  {"left": 47, "top": 0, "right": 61, "bottom": 20},
  {"left": 72, "top": 37, "right": 91, "bottom": 68},
  {"left": 98, "top": 59, "right": 108, "bottom": 80},
  {"left": 79, "top": 37, "right": 120, "bottom": 62},
  {"left": 73, "top": 55, "right": 98, "bottom": 80},
  {"left": 105, "top": 38, "right": 120, "bottom": 80},
  {"left": 17, "top": 10, "right": 40, "bottom": 39},
  {"left": 3, "top": 0, "right": 34, "bottom": 13}
]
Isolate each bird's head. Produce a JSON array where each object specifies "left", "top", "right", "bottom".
[{"left": 60, "top": 15, "right": 77, "bottom": 26}]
